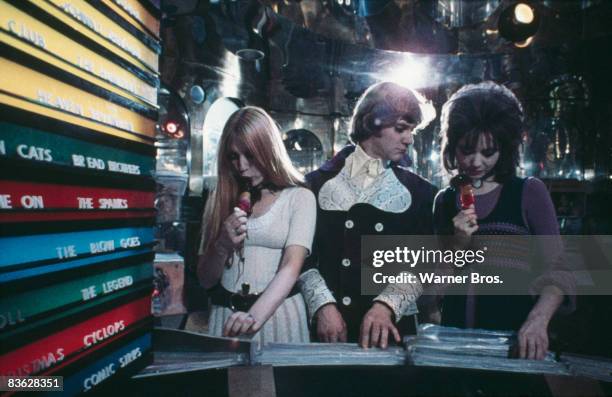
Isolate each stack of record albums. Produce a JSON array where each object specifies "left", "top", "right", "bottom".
[{"left": 0, "top": 0, "right": 160, "bottom": 393}]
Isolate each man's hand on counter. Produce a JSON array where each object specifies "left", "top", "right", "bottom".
[
  {"left": 316, "top": 303, "right": 348, "bottom": 343},
  {"left": 359, "top": 302, "right": 400, "bottom": 350}
]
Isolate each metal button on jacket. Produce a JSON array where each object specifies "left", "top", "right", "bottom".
[
  {"left": 375, "top": 222, "right": 384, "bottom": 232},
  {"left": 342, "top": 258, "right": 351, "bottom": 267},
  {"left": 342, "top": 296, "right": 352, "bottom": 306},
  {"left": 345, "top": 220, "right": 354, "bottom": 229}
]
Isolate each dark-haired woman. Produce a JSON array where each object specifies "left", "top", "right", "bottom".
[{"left": 433, "top": 82, "right": 575, "bottom": 360}]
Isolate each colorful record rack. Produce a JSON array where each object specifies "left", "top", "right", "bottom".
[{"left": 0, "top": 0, "right": 160, "bottom": 393}]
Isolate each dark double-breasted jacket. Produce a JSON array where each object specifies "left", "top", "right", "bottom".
[{"left": 303, "top": 145, "right": 437, "bottom": 341}]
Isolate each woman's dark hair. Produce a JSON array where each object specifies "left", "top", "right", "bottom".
[
  {"left": 440, "top": 81, "right": 524, "bottom": 183},
  {"left": 350, "top": 82, "right": 435, "bottom": 143}
]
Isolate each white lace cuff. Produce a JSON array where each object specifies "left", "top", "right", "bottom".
[
  {"left": 298, "top": 268, "right": 336, "bottom": 322},
  {"left": 373, "top": 272, "right": 422, "bottom": 322}
]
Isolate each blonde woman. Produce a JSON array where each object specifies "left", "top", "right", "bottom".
[{"left": 198, "top": 106, "right": 316, "bottom": 344}]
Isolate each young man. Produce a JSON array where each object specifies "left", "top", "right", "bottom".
[{"left": 299, "top": 82, "right": 437, "bottom": 348}]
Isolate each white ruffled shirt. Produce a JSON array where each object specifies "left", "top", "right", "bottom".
[
  {"left": 349, "top": 144, "right": 388, "bottom": 189},
  {"left": 318, "top": 145, "right": 412, "bottom": 213}
]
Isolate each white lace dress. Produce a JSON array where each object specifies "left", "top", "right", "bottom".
[{"left": 207, "top": 187, "right": 316, "bottom": 345}]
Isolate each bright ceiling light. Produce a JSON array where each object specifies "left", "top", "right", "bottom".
[
  {"left": 514, "top": 3, "right": 534, "bottom": 24},
  {"left": 499, "top": 2, "right": 539, "bottom": 43},
  {"left": 382, "top": 58, "right": 428, "bottom": 90}
]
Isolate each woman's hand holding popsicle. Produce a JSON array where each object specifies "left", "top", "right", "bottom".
[
  {"left": 453, "top": 204, "right": 478, "bottom": 237},
  {"left": 218, "top": 208, "right": 248, "bottom": 251}
]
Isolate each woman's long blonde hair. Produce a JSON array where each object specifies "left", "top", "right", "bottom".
[{"left": 200, "top": 106, "right": 304, "bottom": 260}]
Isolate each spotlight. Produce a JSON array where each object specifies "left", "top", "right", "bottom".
[
  {"left": 514, "top": 3, "right": 534, "bottom": 24},
  {"left": 164, "top": 121, "right": 178, "bottom": 134},
  {"left": 159, "top": 87, "right": 190, "bottom": 140},
  {"left": 498, "top": 2, "right": 539, "bottom": 44},
  {"left": 162, "top": 120, "right": 184, "bottom": 139}
]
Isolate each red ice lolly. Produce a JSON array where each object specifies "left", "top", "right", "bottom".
[
  {"left": 451, "top": 174, "right": 475, "bottom": 210},
  {"left": 238, "top": 191, "right": 252, "bottom": 215},
  {"left": 459, "top": 184, "right": 475, "bottom": 210}
]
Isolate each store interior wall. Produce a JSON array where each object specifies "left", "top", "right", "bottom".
[{"left": 153, "top": 0, "right": 612, "bottom": 354}]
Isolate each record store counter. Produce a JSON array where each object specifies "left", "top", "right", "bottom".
[{"left": 118, "top": 325, "right": 612, "bottom": 397}]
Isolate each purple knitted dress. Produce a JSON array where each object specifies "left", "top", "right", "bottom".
[{"left": 433, "top": 177, "right": 576, "bottom": 330}]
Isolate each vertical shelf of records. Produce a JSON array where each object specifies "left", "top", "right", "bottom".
[{"left": 0, "top": 0, "right": 161, "bottom": 394}]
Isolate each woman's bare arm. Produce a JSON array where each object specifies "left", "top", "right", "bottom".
[{"left": 518, "top": 285, "right": 563, "bottom": 360}]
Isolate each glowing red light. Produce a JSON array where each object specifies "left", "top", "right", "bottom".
[{"left": 165, "top": 121, "right": 178, "bottom": 134}]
